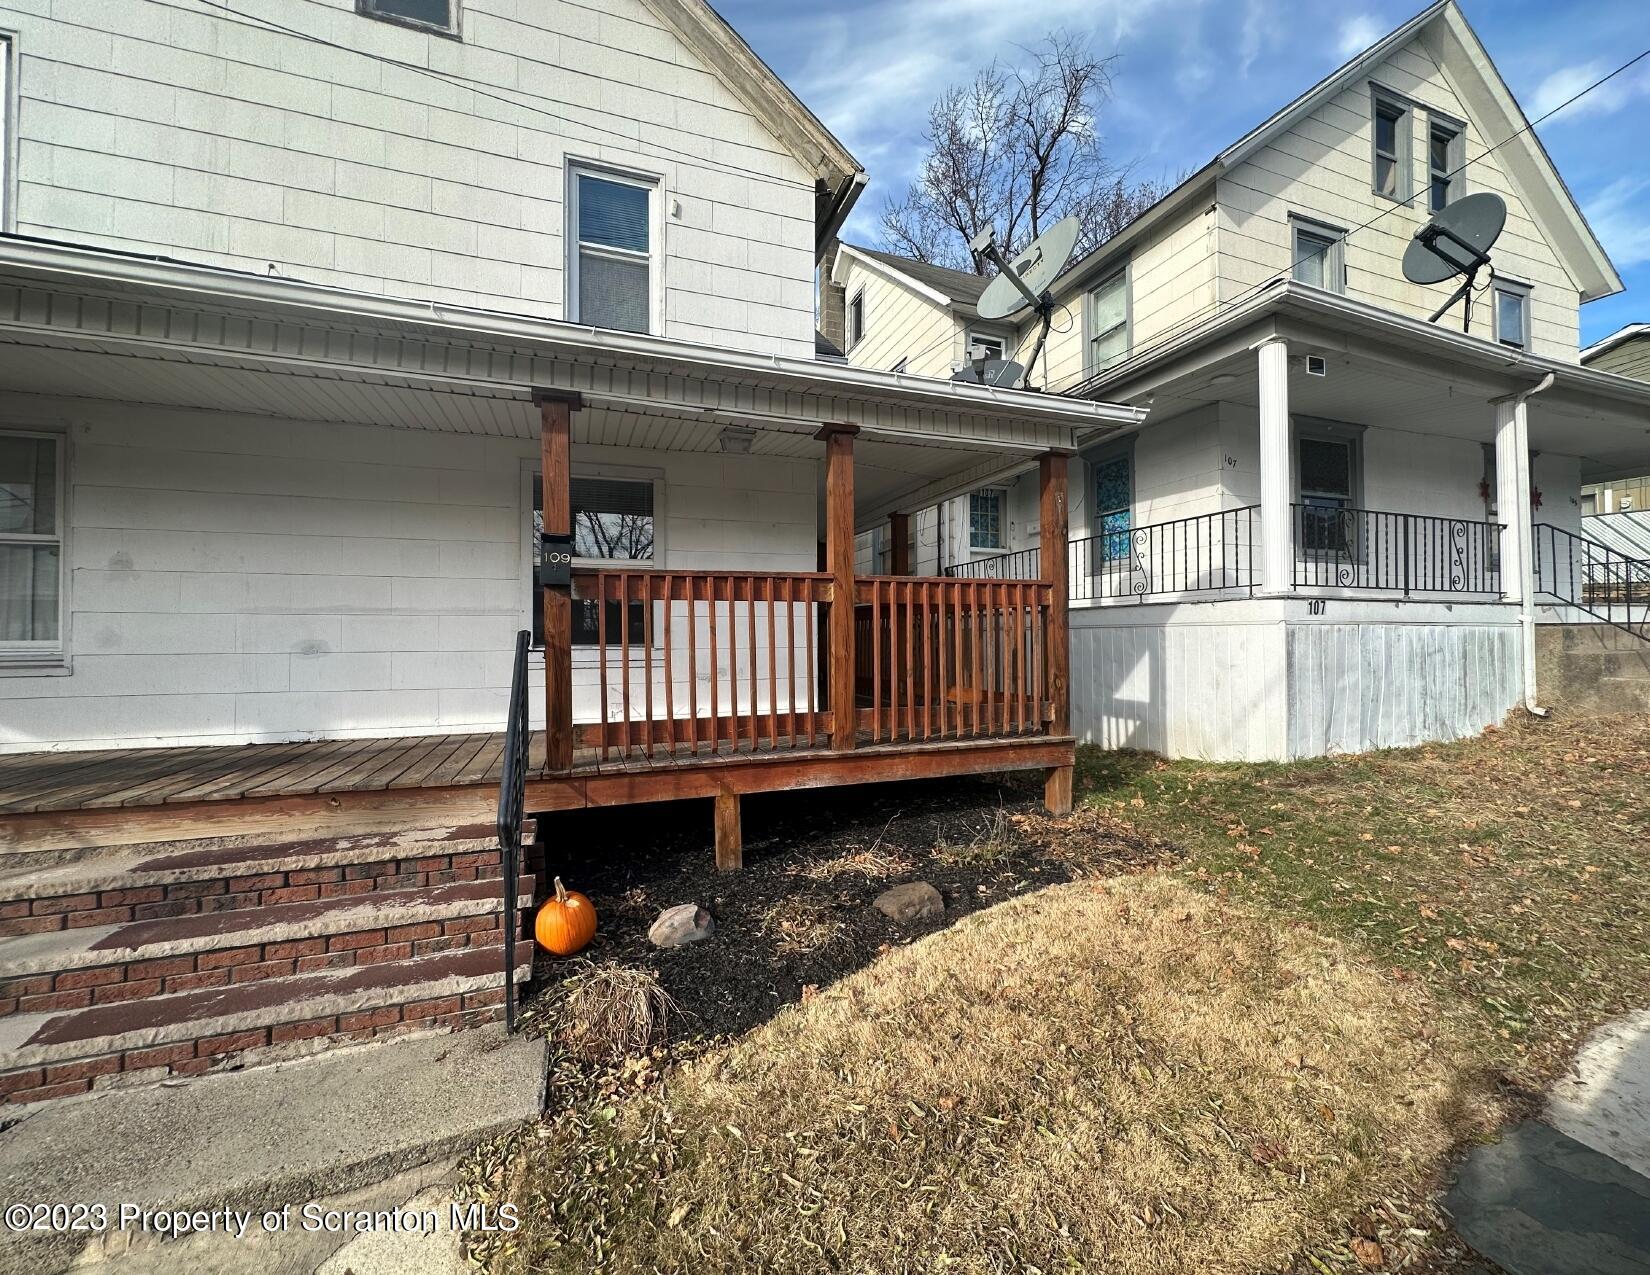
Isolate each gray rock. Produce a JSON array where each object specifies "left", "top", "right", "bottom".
[
  {"left": 873, "top": 881, "right": 944, "bottom": 923},
  {"left": 649, "top": 903, "right": 715, "bottom": 948}
]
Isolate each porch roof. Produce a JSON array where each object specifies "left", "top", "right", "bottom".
[
  {"left": 0, "top": 236, "right": 1141, "bottom": 525},
  {"left": 1071, "top": 281, "right": 1650, "bottom": 483}
]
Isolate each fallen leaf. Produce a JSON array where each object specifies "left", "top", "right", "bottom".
[{"left": 1350, "top": 1236, "right": 1385, "bottom": 1268}]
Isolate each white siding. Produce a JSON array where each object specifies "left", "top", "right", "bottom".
[
  {"left": 7, "top": 0, "right": 818, "bottom": 355},
  {"left": 1215, "top": 37, "right": 1581, "bottom": 359},
  {"left": 837, "top": 256, "right": 963, "bottom": 377},
  {"left": 0, "top": 397, "right": 816, "bottom": 752}
]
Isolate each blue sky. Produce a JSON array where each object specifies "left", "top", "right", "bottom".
[{"left": 717, "top": 0, "right": 1649, "bottom": 346}]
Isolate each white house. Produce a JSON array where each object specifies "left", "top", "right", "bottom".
[
  {"left": 832, "top": 0, "right": 1650, "bottom": 761},
  {"left": 0, "top": 0, "right": 1126, "bottom": 1105}
]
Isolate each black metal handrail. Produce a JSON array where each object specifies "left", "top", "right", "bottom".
[
  {"left": 495, "top": 628, "right": 532, "bottom": 1034},
  {"left": 944, "top": 545, "right": 1041, "bottom": 581},
  {"left": 1534, "top": 522, "right": 1650, "bottom": 640},
  {"left": 1072, "top": 506, "right": 1258, "bottom": 601},
  {"left": 1291, "top": 505, "right": 1503, "bottom": 595}
]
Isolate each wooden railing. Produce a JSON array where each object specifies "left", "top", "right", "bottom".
[
  {"left": 853, "top": 575, "right": 1054, "bottom": 744},
  {"left": 571, "top": 569, "right": 834, "bottom": 762}
]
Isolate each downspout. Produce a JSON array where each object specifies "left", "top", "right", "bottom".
[{"left": 1513, "top": 371, "right": 1556, "bottom": 717}]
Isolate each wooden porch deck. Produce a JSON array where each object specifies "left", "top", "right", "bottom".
[{"left": 0, "top": 729, "right": 1074, "bottom": 855}]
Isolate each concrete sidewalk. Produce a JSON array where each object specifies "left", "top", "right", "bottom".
[
  {"left": 0, "top": 1026, "right": 546, "bottom": 1275},
  {"left": 1447, "top": 1008, "right": 1650, "bottom": 1275}
]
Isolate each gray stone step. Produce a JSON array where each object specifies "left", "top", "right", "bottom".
[
  {"left": 0, "top": 1025, "right": 546, "bottom": 1275},
  {"left": 0, "top": 823, "right": 500, "bottom": 899},
  {"left": 0, "top": 942, "right": 531, "bottom": 1075},
  {"left": 0, "top": 875, "right": 530, "bottom": 979}
]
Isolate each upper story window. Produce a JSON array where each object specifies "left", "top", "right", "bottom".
[
  {"left": 1429, "top": 118, "right": 1464, "bottom": 212},
  {"left": 1492, "top": 280, "right": 1532, "bottom": 350},
  {"left": 1, "top": 432, "right": 65, "bottom": 663},
  {"left": 967, "top": 331, "right": 1006, "bottom": 362},
  {"left": 569, "top": 166, "right": 656, "bottom": 335},
  {"left": 848, "top": 290, "right": 866, "bottom": 349},
  {"left": 969, "top": 489, "right": 1004, "bottom": 551},
  {"left": 1371, "top": 90, "right": 1411, "bottom": 202},
  {"left": 1291, "top": 217, "right": 1346, "bottom": 294},
  {"left": 358, "top": 0, "right": 457, "bottom": 35},
  {"left": 1087, "top": 267, "right": 1129, "bottom": 374}
]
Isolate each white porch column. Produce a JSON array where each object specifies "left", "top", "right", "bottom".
[
  {"left": 1493, "top": 397, "right": 1531, "bottom": 604},
  {"left": 1257, "top": 338, "right": 1293, "bottom": 594}
]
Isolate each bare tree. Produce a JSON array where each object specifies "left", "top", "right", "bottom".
[{"left": 880, "top": 32, "right": 1166, "bottom": 272}]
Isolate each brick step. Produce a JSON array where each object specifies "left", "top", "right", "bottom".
[
  {"left": 0, "top": 941, "right": 534, "bottom": 1105},
  {"left": 0, "top": 874, "right": 532, "bottom": 1015},
  {"left": 0, "top": 823, "right": 508, "bottom": 932}
]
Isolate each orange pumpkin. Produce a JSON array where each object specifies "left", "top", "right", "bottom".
[{"left": 535, "top": 877, "right": 597, "bottom": 956}]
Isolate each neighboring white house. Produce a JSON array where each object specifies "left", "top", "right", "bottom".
[
  {"left": 0, "top": 0, "right": 1133, "bottom": 755},
  {"left": 835, "top": 0, "right": 1650, "bottom": 760}
]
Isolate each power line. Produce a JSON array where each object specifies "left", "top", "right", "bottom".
[
  {"left": 1047, "top": 44, "right": 1650, "bottom": 399},
  {"left": 163, "top": 0, "right": 816, "bottom": 194}
]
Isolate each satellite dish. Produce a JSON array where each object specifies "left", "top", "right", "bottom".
[
  {"left": 1401, "top": 192, "right": 1507, "bottom": 333},
  {"left": 975, "top": 216, "right": 1082, "bottom": 321},
  {"left": 951, "top": 358, "right": 1026, "bottom": 389},
  {"left": 966, "top": 216, "right": 1081, "bottom": 389}
]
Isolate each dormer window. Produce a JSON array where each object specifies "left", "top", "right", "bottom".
[
  {"left": 1429, "top": 119, "right": 1463, "bottom": 211},
  {"left": 1371, "top": 90, "right": 1410, "bottom": 202},
  {"left": 358, "top": 0, "right": 456, "bottom": 35}
]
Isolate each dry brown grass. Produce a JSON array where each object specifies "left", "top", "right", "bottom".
[
  {"left": 759, "top": 896, "right": 853, "bottom": 956},
  {"left": 494, "top": 874, "right": 1495, "bottom": 1274},
  {"left": 531, "top": 960, "right": 678, "bottom": 1063},
  {"left": 787, "top": 842, "right": 916, "bottom": 883}
]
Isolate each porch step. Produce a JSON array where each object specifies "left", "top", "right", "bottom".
[
  {"left": 1536, "top": 624, "right": 1650, "bottom": 716},
  {"left": 0, "top": 815, "right": 542, "bottom": 1107},
  {"left": 0, "top": 823, "right": 504, "bottom": 935},
  {"left": 0, "top": 942, "right": 532, "bottom": 1104},
  {"left": 1551, "top": 623, "right": 1650, "bottom": 654},
  {"left": 0, "top": 874, "right": 530, "bottom": 987}
]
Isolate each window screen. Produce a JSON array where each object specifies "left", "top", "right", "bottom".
[
  {"left": 1088, "top": 270, "right": 1128, "bottom": 371},
  {"left": 573, "top": 171, "right": 653, "bottom": 333},
  {"left": 0, "top": 434, "right": 62, "bottom": 644},
  {"left": 361, "top": 0, "right": 454, "bottom": 31}
]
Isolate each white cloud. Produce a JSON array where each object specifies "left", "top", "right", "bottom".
[
  {"left": 1530, "top": 58, "right": 1650, "bottom": 123},
  {"left": 1586, "top": 174, "right": 1650, "bottom": 269},
  {"left": 1336, "top": 14, "right": 1383, "bottom": 61}
]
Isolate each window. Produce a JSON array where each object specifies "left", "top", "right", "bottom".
[
  {"left": 1297, "top": 430, "right": 1361, "bottom": 556},
  {"left": 1291, "top": 217, "right": 1345, "bottom": 294},
  {"left": 1087, "top": 268, "right": 1129, "bottom": 373},
  {"left": 889, "top": 357, "right": 909, "bottom": 373},
  {"left": 1428, "top": 118, "right": 1463, "bottom": 212},
  {"left": 1493, "top": 280, "right": 1531, "bottom": 350},
  {"left": 0, "top": 432, "right": 64, "bottom": 662},
  {"left": 969, "top": 489, "right": 1004, "bottom": 551},
  {"left": 967, "top": 332, "right": 1006, "bottom": 361},
  {"left": 358, "top": 0, "right": 456, "bottom": 34},
  {"left": 848, "top": 291, "right": 865, "bottom": 349},
  {"left": 569, "top": 166, "right": 655, "bottom": 334},
  {"left": 1091, "top": 451, "right": 1133, "bottom": 563},
  {"left": 532, "top": 474, "right": 656, "bottom": 647},
  {"left": 1371, "top": 91, "right": 1410, "bottom": 201}
]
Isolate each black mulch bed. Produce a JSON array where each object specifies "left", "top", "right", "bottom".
[{"left": 520, "top": 773, "right": 1172, "bottom": 1044}]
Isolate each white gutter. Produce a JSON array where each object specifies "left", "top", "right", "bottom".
[{"left": 0, "top": 237, "right": 1142, "bottom": 431}]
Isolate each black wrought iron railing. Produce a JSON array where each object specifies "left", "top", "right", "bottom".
[
  {"left": 1534, "top": 523, "right": 1650, "bottom": 640},
  {"left": 495, "top": 628, "right": 532, "bottom": 1034},
  {"left": 1072, "top": 506, "right": 1258, "bottom": 601},
  {"left": 944, "top": 545, "right": 1041, "bottom": 581},
  {"left": 1291, "top": 505, "right": 1503, "bottom": 595}
]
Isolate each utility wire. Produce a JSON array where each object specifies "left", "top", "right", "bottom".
[{"left": 1046, "top": 44, "right": 1650, "bottom": 398}]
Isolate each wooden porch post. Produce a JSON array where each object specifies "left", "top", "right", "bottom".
[
  {"left": 889, "top": 511, "right": 910, "bottom": 575},
  {"left": 820, "top": 423, "right": 859, "bottom": 752},
  {"left": 537, "top": 390, "right": 581, "bottom": 773},
  {"left": 1040, "top": 451, "right": 1073, "bottom": 815}
]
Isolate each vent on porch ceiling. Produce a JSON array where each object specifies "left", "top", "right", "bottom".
[
  {"left": 1306, "top": 355, "right": 1328, "bottom": 377},
  {"left": 718, "top": 426, "right": 756, "bottom": 454}
]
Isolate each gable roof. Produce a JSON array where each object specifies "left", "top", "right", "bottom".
[
  {"left": 1583, "top": 324, "right": 1650, "bottom": 362},
  {"left": 1055, "top": 0, "right": 1621, "bottom": 302},
  {"left": 640, "top": 0, "right": 865, "bottom": 255},
  {"left": 835, "top": 244, "right": 991, "bottom": 310}
]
